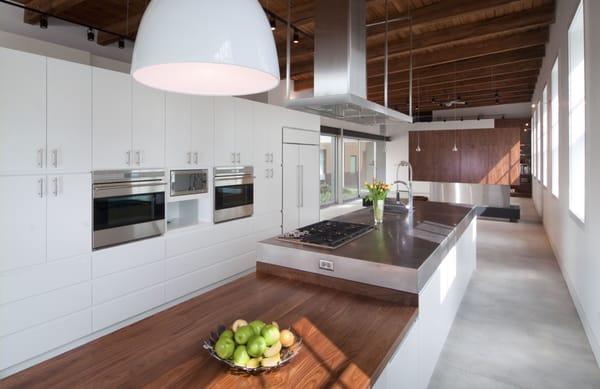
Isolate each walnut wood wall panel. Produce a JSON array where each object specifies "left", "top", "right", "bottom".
[{"left": 409, "top": 125, "right": 523, "bottom": 185}]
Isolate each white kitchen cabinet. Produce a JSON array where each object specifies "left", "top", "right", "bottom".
[
  {"left": 214, "top": 97, "right": 254, "bottom": 166},
  {"left": 253, "top": 103, "right": 282, "bottom": 217},
  {"left": 46, "top": 174, "right": 91, "bottom": 261},
  {"left": 214, "top": 97, "right": 236, "bottom": 165},
  {"left": 298, "top": 144, "right": 320, "bottom": 226},
  {"left": 166, "top": 94, "right": 213, "bottom": 168},
  {"left": 234, "top": 98, "right": 254, "bottom": 165},
  {"left": 46, "top": 58, "right": 92, "bottom": 172},
  {"left": 92, "top": 67, "right": 132, "bottom": 170},
  {"left": 282, "top": 136, "right": 320, "bottom": 231},
  {"left": 0, "top": 176, "right": 46, "bottom": 272},
  {"left": 191, "top": 96, "right": 214, "bottom": 167},
  {"left": 132, "top": 81, "right": 165, "bottom": 168},
  {"left": 166, "top": 93, "right": 192, "bottom": 167},
  {"left": 0, "top": 48, "right": 46, "bottom": 174}
]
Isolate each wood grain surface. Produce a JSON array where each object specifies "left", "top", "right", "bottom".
[{"left": 0, "top": 273, "right": 418, "bottom": 389}]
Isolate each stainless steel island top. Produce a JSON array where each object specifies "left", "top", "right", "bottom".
[{"left": 257, "top": 201, "right": 478, "bottom": 293}]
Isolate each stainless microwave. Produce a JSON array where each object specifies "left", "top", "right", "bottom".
[{"left": 170, "top": 169, "right": 208, "bottom": 197}]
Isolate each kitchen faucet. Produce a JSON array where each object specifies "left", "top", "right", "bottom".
[{"left": 394, "top": 161, "right": 413, "bottom": 211}]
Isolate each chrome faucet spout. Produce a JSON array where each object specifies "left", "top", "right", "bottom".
[{"left": 395, "top": 161, "right": 414, "bottom": 211}]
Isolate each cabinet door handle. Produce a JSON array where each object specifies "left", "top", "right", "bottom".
[
  {"left": 135, "top": 150, "right": 141, "bottom": 166},
  {"left": 231, "top": 153, "right": 236, "bottom": 163},
  {"left": 265, "top": 153, "right": 269, "bottom": 163},
  {"left": 187, "top": 152, "right": 192, "bottom": 164},
  {"left": 52, "top": 149, "right": 58, "bottom": 168},
  {"left": 265, "top": 168, "right": 269, "bottom": 178},
  {"left": 270, "top": 153, "right": 274, "bottom": 163},
  {"left": 194, "top": 152, "right": 199, "bottom": 164},
  {"left": 38, "top": 178, "right": 44, "bottom": 198},
  {"left": 126, "top": 151, "right": 131, "bottom": 165},
  {"left": 236, "top": 153, "right": 241, "bottom": 164},
  {"left": 37, "top": 149, "right": 44, "bottom": 168},
  {"left": 53, "top": 177, "right": 59, "bottom": 197}
]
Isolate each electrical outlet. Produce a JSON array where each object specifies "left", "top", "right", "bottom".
[{"left": 319, "top": 259, "right": 334, "bottom": 272}]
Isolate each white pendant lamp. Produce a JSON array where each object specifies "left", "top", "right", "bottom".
[{"left": 131, "top": 0, "right": 280, "bottom": 96}]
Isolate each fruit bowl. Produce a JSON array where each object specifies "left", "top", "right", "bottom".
[{"left": 203, "top": 323, "right": 302, "bottom": 374}]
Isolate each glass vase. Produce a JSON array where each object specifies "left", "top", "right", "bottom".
[{"left": 373, "top": 199, "right": 384, "bottom": 225}]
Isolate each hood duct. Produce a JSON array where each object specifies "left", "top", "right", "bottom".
[{"left": 286, "top": 0, "right": 412, "bottom": 125}]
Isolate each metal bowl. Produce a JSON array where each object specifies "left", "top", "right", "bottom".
[{"left": 203, "top": 325, "right": 303, "bottom": 375}]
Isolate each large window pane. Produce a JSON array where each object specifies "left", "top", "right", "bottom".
[
  {"left": 542, "top": 85, "right": 548, "bottom": 187},
  {"left": 320, "top": 135, "right": 336, "bottom": 206},
  {"left": 568, "top": 1, "right": 585, "bottom": 221},
  {"left": 343, "top": 138, "right": 360, "bottom": 201},
  {"left": 551, "top": 58, "right": 559, "bottom": 197},
  {"left": 359, "top": 140, "right": 376, "bottom": 196}
]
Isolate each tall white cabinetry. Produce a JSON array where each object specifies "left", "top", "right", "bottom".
[
  {"left": 0, "top": 48, "right": 46, "bottom": 174},
  {"left": 166, "top": 94, "right": 214, "bottom": 168},
  {"left": 93, "top": 68, "right": 165, "bottom": 169},
  {"left": 253, "top": 103, "right": 282, "bottom": 218},
  {"left": 282, "top": 128, "right": 320, "bottom": 232},
  {"left": 214, "top": 97, "right": 254, "bottom": 166}
]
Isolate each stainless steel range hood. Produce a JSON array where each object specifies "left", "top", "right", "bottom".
[{"left": 286, "top": 0, "right": 412, "bottom": 125}]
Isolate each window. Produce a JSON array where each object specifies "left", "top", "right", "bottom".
[
  {"left": 551, "top": 58, "right": 560, "bottom": 197},
  {"left": 343, "top": 138, "right": 360, "bottom": 201},
  {"left": 359, "top": 140, "right": 376, "bottom": 197},
  {"left": 542, "top": 86, "right": 548, "bottom": 186},
  {"left": 531, "top": 109, "right": 538, "bottom": 178},
  {"left": 537, "top": 102, "right": 542, "bottom": 181},
  {"left": 568, "top": 1, "right": 585, "bottom": 221},
  {"left": 319, "top": 135, "right": 337, "bottom": 206}
]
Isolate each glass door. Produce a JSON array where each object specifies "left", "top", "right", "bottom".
[
  {"left": 359, "top": 140, "right": 376, "bottom": 197},
  {"left": 343, "top": 138, "right": 360, "bottom": 201}
]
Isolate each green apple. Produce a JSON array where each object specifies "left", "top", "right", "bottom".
[
  {"left": 246, "top": 335, "right": 267, "bottom": 357},
  {"left": 248, "top": 320, "right": 266, "bottom": 336},
  {"left": 214, "top": 337, "right": 235, "bottom": 360},
  {"left": 233, "top": 345, "right": 250, "bottom": 367},
  {"left": 234, "top": 325, "right": 254, "bottom": 345},
  {"left": 219, "top": 329, "right": 234, "bottom": 340},
  {"left": 261, "top": 324, "right": 280, "bottom": 346}
]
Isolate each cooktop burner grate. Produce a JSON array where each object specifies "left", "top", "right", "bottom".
[{"left": 277, "top": 220, "right": 374, "bottom": 249}]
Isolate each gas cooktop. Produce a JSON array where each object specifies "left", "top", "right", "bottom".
[{"left": 277, "top": 220, "right": 374, "bottom": 249}]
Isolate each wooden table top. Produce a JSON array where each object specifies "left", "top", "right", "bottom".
[{"left": 0, "top": 272, "right": 417, "bottom": 389}]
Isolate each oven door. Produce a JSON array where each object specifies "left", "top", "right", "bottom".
[
  {"left": 214, "top": 176, "right": 254, "bottom": 223},
  {"left": 93, "top": 182, "right": 166, "bottom": 249}
]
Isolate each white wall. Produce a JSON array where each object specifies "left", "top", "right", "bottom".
[
  {"left": 531, "top": 0, "right": 600, "bottom": 366},
  {"left": 433, "top": 102, "right": 531, "bottom": 120}
]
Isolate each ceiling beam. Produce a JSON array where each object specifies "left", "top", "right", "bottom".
[
  {"left": 290, "top": 27, "right": 548, "bottom": 80},
  {"left": 23, "top": 0, "right": 87, "bottom": 24},
  {"left": 293, "top": 47, "right": 545, "bottom": 91},
  {"left": 369, "top": 70, "right": 539, "bottom": 98},
  {"left": 366, "top": 0, "right": 524, "bottom": 38},
  {"left": 391, "top": 95, "right": 533, "bottom": 113},
  {"left": 367, "top": 3, "right": 554, "bottom": 61}
]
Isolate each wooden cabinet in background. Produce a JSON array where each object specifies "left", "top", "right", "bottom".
[{"left": 409, "top": 125, "right": 522, "bottom": 186}]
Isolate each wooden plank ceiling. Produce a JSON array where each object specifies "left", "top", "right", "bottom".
[{"left": 17, "top": 0, "right": 554, "bottom": 116}]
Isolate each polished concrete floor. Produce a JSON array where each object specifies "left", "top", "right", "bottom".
[{"left": 429, "top": 199, "right": 600, "bottom": 389}]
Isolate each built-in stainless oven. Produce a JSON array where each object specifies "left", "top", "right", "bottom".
[
  {"left": 214, "top": 166, "right": 254, "bottom": 223},
  {"left": 93, "top": 170, "right": 166, "bottom": 250},
  {"left": 170, "top": 169, "right": 208, "bottom": 197}
]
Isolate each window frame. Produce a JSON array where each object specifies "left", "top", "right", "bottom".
[
  {"left": 568, "top": 0, "right": 586, "bottom": 222},
  {"left": 550, "top": 57, "right": 560, "bottom": 198}
]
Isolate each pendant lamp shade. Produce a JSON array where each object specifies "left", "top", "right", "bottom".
[{"left": 131, "top": 0, "right": 280, "bottom": 96}]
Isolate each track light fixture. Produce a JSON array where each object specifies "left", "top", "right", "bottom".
[
  {"left": 269, "top": 15, "right": 276, "bottom": 31},
  {"left": 118, "top": 38, "right": 125, "bottom": 49},
  {"left": 40, "top": 14, "right": 48, "bottom": 29},
  {"left": 292, "top": 30, "right": 300, "bottom": 44},
  {"left": 87, "top": 28, "right": 95, "bottom": 42}
]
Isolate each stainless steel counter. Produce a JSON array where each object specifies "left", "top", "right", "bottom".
[{"left": 257, "top": 201, "right": 478, "bottom": 293}]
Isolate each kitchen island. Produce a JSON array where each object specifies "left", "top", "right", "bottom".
[
  {"left": 0, "top": 202, "right": 476, "bottom": 389},
  {"left": 258, "top": 201, "right": 478, "bottom": 388}
]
